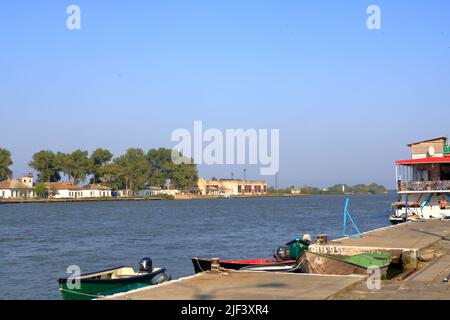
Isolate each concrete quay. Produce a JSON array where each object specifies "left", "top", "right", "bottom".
[
  {"left": 104, "top": 220, "right": 450, "bottom": 300},
  {"left": 105, "top": 271, "right": 367, "bottom": 300}
]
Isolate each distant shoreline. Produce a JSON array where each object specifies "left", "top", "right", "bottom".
[
  {"left": 0, "top": 197, "right": 165, "bottom": 204},
  {"left": 0, "top": 192, "right": 393, "bottom": 204}
]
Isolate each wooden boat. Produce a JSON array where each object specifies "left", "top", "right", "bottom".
[
  {"left": 58, "top": 258, "right": 171, "bottom": 300},
  {"left": 240, "top": 264, "right": 298, "bottom": 272},
  {"left": 192, "top": 257, "right": 296, "bottom": 274},
  {"left": 239, "top": 257, "right": 305, "bottom": 273},
  {"left": 300, "top": 251, "right": 391, "bottom": 276}
]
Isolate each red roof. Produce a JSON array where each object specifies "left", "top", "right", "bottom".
[
  {"left": 45, "top": 182, "right": 82, "bottom": 190},
  {"left": 395, "top": 156, "right": 450, "bottom": 165}
]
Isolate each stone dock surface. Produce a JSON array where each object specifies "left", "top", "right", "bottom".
[{"left": 105, "top": 220, "right": 450, "bottom": 300}]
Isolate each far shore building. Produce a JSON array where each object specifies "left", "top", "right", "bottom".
[
  {"left": 45, "top": 182, "right": 83, "bottom": 199},
  {"left": 135, "top": 187, "right": 180, "bottom": 197},
  {"left": 81, "top": 184, "right": 112, "bottom": 198},
  {"left": 197, "top": 178, "right": 268, "bottom": 196},
  {"left": 0, "top": 173, "right": 35, "bottom": 199},
  {"left": 291, "top": 188, "right": 302, "bottom": 195},
  {"left": 45, "top": 183, "right": 112, "bottom": 198}
]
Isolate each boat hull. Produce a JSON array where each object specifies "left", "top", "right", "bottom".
[
  {"left": 389, "top": 216, "right": 405, "bottom": 225},
  {"left": 301, "top": 251, "right": 390, "bottom": 276},
  {"left": 192, "top": 258, "right": 296, "bottom": 274},
  {"left": 58, "top": 267, "right": 170, "bottom": 300}
]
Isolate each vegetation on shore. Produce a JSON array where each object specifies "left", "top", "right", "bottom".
[
  {"left": 0, "top": 148, "right": 13, "bottom": 181},
  {"left": 1, "top": 147, "right": 198, "bottom": 194},
  {"left": 268, "top": 183, "right": 387, "bottom": 195},
  {"left": 1, "top": 147, "right": 387, "bottom": 197}
]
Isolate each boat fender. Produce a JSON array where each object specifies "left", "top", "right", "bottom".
[{"left": 151, "top": 271, "right": 172, "bottom": 285}]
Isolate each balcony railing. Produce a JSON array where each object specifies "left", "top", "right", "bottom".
[{"left": 399, "top": 180, "right": 450, "bottom": 192}]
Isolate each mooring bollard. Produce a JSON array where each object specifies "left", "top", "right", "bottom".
[
  {"left": 402, "top": 250, "right": 418, "bottom": 271},
  {"left": 317, "top": 234, "right": 328, "bottom": 244},
  {"left": 211, "top": 258, "right": 220, "bottom": 273}
]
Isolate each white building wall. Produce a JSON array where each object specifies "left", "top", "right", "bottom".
[
  {"left": 51, "top": 189, "right": 83, "bottom": 199},
  {"left": 0, "top": 189, "right": 35, "bottom": 198},
  {"left": 0, "top": 189, "right": 12, "bottom": 198},
  {"left": 82, "top": 190, "right": 111, "bottom": 198}
]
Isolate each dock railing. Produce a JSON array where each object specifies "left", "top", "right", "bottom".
[{"left": 401, "top": 180, "right": 450, "bottom": 192}]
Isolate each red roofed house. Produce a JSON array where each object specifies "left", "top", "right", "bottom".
[
  {"left": 44, "top": 183, "right": 112, "bottom": 198},
  {"left": 45, "top": 182, "right": 83, "bottom": 199}
]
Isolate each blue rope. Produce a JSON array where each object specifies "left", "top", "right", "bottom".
[
  {"left": 421, "top": 193, "right": 433, "bottom": 211},
  {"left": 343, "top": 198, "right": 362, "bottom": 238}
]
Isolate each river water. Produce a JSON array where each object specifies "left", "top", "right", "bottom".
[{"left": 0, "top": 194, "right": 395, "bottom": 300}]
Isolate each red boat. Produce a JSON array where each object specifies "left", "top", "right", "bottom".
[{"left": 192, "top": 257, "right": 296, "bottom": 274}]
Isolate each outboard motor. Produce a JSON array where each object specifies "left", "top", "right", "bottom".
[
  {"left": 274, "top": 246, "right": 291, "bottom": 261},
  {"left": 139, "top": 257, "right": 153, "bottom": 273}
]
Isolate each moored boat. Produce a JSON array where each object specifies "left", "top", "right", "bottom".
[
  {"left": 300, "top": 251, "right": 391, "bottom": 276},
  {"left": 192, "top": 234, "right": 311, "bottom": 274},
  {"left": 239, "top": 256, "right": 305, "bottom": 273},
  {"left": 58, "top": 258, "right": 171, "bottom": 300},
  {"left": 192, "top": 258, "right": 296, "bottom": 274},
  {"left": 391, "top": 137, "right": 450, "bottom": 224}
]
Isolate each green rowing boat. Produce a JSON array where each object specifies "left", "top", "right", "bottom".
[
  {"left": 58, "top": 258, "right": 171, "bottom": 300},
  {"left": 301, "top": 251, "right": 392, "bottom": 276},
  {"left": 344, "top": 253, "right": 392, "bottom": 269}
]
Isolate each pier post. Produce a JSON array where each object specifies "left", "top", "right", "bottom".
[
  {"left": 401, "top": 250, "right": 418, "bottom": 271},
  {"left": 211, "top": 258, "right": 220, "bottom": 273}
]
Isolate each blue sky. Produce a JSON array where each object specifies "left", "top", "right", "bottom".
[{"left": 1, "top": 1, "right": 450, "bottom": 188}]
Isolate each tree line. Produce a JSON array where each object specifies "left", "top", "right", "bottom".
[
  {"left": 0, "top": 147, "right": 198, "bottom": 193},
  {"left": 269, "top": 183, "right": 387, "bottom": 195}
]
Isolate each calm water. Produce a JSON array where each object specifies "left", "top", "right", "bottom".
[{"left": 0, "top": 194, "right": 394, "bottom": 300}]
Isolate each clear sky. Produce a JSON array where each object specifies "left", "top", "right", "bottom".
[{"left": 1, "top": 1, "right": 450, "bottom": 188}]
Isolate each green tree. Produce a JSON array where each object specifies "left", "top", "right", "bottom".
[
  {"left": 55, "top": 150, "right": 90, "bottom": 184},
  {"left": 34, "top": 182, "right": 49, "bottom": 198},
  {"left": 146, "top": 148, "right": 198, "bottom": 190},
  {"left": 174, "top": 164, "right": 198, "bottom": 191},
  {"left": 29, "top": 151, "right": 61, "bottom": 182},
  {"left": 99, "top": 162, "right": 124, "bottom": 190},
  {"left": 90, "top": 148, "right": 113, "bottom": 184},
  {"left": 115, "top": 148, "right": 150, "bottom": 195},
  {"left": 146, "top": 148, "right": 172, "bottom": 188},
  {"left": 0, "top": 148, "right": 13, "bottom": 181}
]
